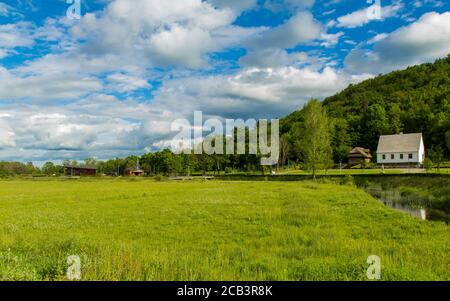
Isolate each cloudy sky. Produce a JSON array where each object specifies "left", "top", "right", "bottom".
[{"left": 0, "top": 0, "right": 449, "bottom": 164}]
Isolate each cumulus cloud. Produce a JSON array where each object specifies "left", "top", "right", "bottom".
[
  {"left": 151, "top": 66, "right": 359, "bottom": 120},
  {"left": 65, "top": 0, "right": 237, "bottom": 69},
  {"left": 248, "top": 11, "right": 323, "bottom": 49},
  {"left": 239, "top": 48, "right": 309, "bottom": 68},
  {"left": 0, "top": 95, "right": 172, "bottom": 160},
  {"left": 0, "top": 67, "right": 102, "bottom": 100},
  {"left": 0, "top": 22, "right": 35, "bottom": 48},
  {"left": 345, "top": 12, "right": 450, "bottom": 73},
  {"left": 106, "top": 73, "right": 151, "bottom": 93}
]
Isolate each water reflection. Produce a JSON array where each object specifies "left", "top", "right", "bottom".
[
  {"left": 365, "top": 186, "right": 428, "bottom": 221},
  {"left": 380, "top": 199, "right": 427, "bottom": 220}
]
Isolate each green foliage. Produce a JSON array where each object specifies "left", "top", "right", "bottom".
[
  {"left": 429, "top": 145, "right": 445, "bottom": 170},
  {"left": 293, "top": 100, "right": 332, "bottom": 178},
  {"left": 0, "top": 161, "right": 40, "bottom": 177},
  {"left": 340, "top": 175, "right": 355, "bottom": 186},
  {"left": 154, "top": 174, "right": 168, "bottom": 182},
  {"left": 424, "top": 158, "right": 434, "bottom": 171}
]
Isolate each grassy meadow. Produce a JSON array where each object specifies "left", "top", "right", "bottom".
[{"left": 0, "top": 179, "right": 448, "bottom": 281}]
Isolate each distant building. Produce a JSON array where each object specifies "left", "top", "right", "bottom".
[
  {"left": 376, "top": 133, "right": 425, "bottom": 167},
  {"left": 125, "top": 167, "right": 145, "bottom": 177},
  {"left": 125, "top": 158, "right": 145, "bottom": 176},
  {"left": 64, "top": 165, "right": 97, "bottom": 177},
  {"left": 347, "top": 147, "right": 372, "bottom": 166}
]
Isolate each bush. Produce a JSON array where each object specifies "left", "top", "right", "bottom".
[
  {"left": 154, "top": 175, "right": 167, "bottom": 182},
  {"left": 224, "top": 167, "right": 233, "bottom": 174},
  {"left": 340, "top": 175, "right": 354, "bottom": 186},
  {"left": 424, "top": 158, "right": 434, "bottom": 172}
]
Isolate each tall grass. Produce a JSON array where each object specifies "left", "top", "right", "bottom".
[{"left": 0, "top": 180, "right": 448, "bottom": 280}]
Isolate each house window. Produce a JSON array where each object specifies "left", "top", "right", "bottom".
[
  {"left": 400, "top": 154, "right": 404, "bottom": 159},
  {"left": 382, "top": 154, "right": 386, "bottom": 160},
  {"left": 391, "top": 154, "right": 395, "bottom": 160},
  {"left": 409, "top": 154, "right": 413, "bottom": 159}
]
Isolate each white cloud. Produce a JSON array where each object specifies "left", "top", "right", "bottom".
[
  {"left": 0, "top": 22, "right": 35, "bottom": 48},
  {"left": 0, "top": 95, "right": 170, "bottom": 160},
  {"left": 239, "top": 48, "right": 310, "bottom": 68},
  {"left": 66, "top": 0, "right": 237, "bottom": 69},
  {"left": 0, "top": 67, "right": 102, "bottom": 100},
  {"left": 367, "top": 33, "right": 388, "bottom": 44},
  {"left": 148, "top": 26, "right": 215, "bottom": 68},
  {"left": 0, "top": 117, "right": 16, "bottom": 149},
  {"left": 151, "top": 66, "right": 359, "bottom": 120},
  {"left": 248, "top": 11, "right": 323, "bottom": 49},
  {"left": 345, "top": 12, "right": 450, "bottom": 73},
  {"left": 320, "top": 31, "right": 344, "bottom": 48},
  {"left": 106, "top": 73, "right": 151, "bottom": 93}
]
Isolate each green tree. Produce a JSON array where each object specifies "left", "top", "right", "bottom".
[
  {"left": 330, "top": 118, "right": 352, "bottom": 163},
  {"left": 429, "top": 145, "right": 444, "bottom": 171},
  {"left": 42, "top": 162, "right": 55, "bottom": 175},
  {"left": 295, "top": 99, "right": 332, "bottom": 179},
  {"left": 360, "top": 104, "right": 390, "bottom": 152},
  {"left": 424, "top": 158, "right": 434, "bottom": 172}
]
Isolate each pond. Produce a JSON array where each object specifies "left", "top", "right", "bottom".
[
  {"left": 379, "top": 198, "right": 427, "bottom": 220},
  {"left": 364, "top": 186, "right": 442, "bottom": 222}
]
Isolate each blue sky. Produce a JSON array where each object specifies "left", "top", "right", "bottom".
[{"left": 0, "top": 0, "right": 449, "bottom": 164}]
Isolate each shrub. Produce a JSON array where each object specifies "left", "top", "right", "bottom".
[
  {"left": 154, "top": 175, "right": 167, "bottom": 182},
  {"left": 424, "top": 158, "right": 434, "bottom": 172},
  {"left": 341, "top": 175, "right": 354, "bottom": 186}
]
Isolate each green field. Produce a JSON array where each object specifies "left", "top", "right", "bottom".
[{"left": 0, "top": 179, "right": 448, "bottom": 281}]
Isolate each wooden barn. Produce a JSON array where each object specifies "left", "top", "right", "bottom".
[
  {"left": 64, "top": 165, "right": 97, "bottom": 177},
  {"left": 347, "top": 147, "right": 372, "bottom": 166}
]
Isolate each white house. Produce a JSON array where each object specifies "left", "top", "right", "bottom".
[{"left": 376, "top": 133, "right": 425, "bottom": 166}]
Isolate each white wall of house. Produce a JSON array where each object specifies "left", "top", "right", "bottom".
[
  {"left": 377, "top": 152, "right": 420, "bottom": 164},
  {"left": 376, "top": 134, "right": 425, "bottom": 165},
  {"left": 418, "top": 137, "right": 425, "bottom": 164}
]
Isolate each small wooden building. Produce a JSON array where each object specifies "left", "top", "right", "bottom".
[
  {"left": 125, "top": 167, "right": 145, "bottom": 177},
  {"left": 347, "top": 147, "right": 372, "bottom": 165},
  {"left": 64, "top": 165, "right": 97, "bottom": 177}
]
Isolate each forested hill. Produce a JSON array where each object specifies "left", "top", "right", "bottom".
[{"left": 281, "top": 55, "right": 450, "bottom": 162}]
